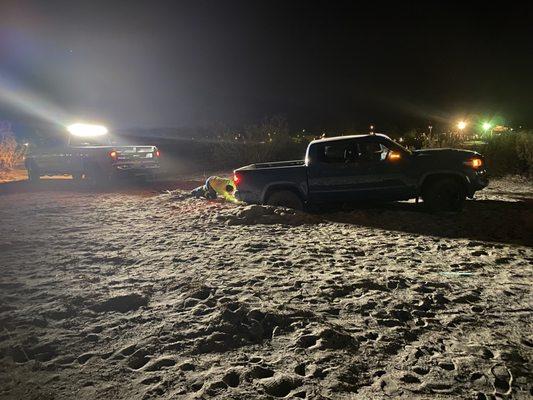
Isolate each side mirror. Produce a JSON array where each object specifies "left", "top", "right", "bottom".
[{"left": 388, "top": 151, "right": 401, "bottom": 161}]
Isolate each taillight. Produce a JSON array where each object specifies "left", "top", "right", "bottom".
[
  {"left": 109, "top": 150, "right": 118, "bottom": 159},
  {"left": 155, "top": 149, "right": 160, "bottom": 157},
  {"left": 233, "top": 172, "right": 241, "bottom": 185},
  {"left": 464, "top": 157, "right": 483, "bottom": 169}
]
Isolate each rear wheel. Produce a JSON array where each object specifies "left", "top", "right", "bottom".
[
  {"left": 266, "top": 190, "right": 304, "bottom": 210},
  {"left": 422, "top": 178, "right": 465, "bottom": 212}
]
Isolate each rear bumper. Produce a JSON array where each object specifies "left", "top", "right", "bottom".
[
  {"left": 234, "top": 190, "right": 260, "bottom": 204},
  {"left": 112, "top": 162, "right": 160, "bottom": 173}
]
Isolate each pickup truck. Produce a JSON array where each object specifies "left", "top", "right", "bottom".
[
  {"left": 25, "top": 132, "right": 160, "bottom": 182},
  {"left": 233, "top": 134, "right": 488, "bottom": 211}
]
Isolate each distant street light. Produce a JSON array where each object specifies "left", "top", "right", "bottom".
[
  {"left": 482, "top": 122, "right": 492, "bottom": 132},
  {"left": 457, "top": 121, "right": 467, "bottom": 130}
]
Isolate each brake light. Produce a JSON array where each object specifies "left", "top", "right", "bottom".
[
  {"left": 464, "top": 157, "right": 483, "bottom": 169},
  {"left": 233, "top": 172, "right": 241, "bottom": 185},
  {"left": 109, "top": 150, "right": 118, "bottom": 159},
  {"left": 155, "top": 149, "right": 160, "bottom": 157}
]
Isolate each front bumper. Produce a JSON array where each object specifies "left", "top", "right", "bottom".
[{"left": 467, "top": 168, "right": 489, "bottom": 196}]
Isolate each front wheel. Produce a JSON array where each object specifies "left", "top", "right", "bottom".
[
  {"left": 266, "top": 190, "right": 304, "bottom": 211},
  {"left": 422, "top": 178, "right": 466, "bottom": 212},
  {"left": 85, "top": 164, "right": 112, "bottom": 185}
]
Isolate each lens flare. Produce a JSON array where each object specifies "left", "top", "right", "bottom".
[{"left": 0, "top": 73, "right": 69, "bottom": 126}]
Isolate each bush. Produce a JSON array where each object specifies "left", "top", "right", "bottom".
[
  {"left": 210, "top": 116, "right": 306, "bottom": 168},
  {"left": 477, "top": 132, "right": 533, "bottom": 177},
  {"left": 0, "top": 124, "right": 25, "bottom": 170},
  {"left": 515, "top": 132, "right": 533, "bottom": 176},
  {"left": 417, "top": 130, "right": 533, "bottom": 177}
]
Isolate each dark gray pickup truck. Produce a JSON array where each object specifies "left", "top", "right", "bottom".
[
  {"left": 233, "top": 134, "right": 488, "bottom": 211},
  {"left": 25, "top": 133, "right": 160, "bottom": 182}
]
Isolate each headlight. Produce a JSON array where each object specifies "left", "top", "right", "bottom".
[{"left": 463, "top": 158, "right": 483, "bottom": 169}]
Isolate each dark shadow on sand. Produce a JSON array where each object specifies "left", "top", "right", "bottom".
[
  {"left": 0, "top": 177, "right": 203, "bottom": 195},
  {"left": 320, "top": 199, "right": 533, "bottom": 247}
]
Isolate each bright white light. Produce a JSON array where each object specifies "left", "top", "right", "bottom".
[
  {"left": 67, "top": 123, "right": 108, "bottom": 137},
  {"left": 482, "top": 122, "right": 492, "bottom": 131},
  {"left": 457, "top": 121, "right": 467, "bottom": 130}
]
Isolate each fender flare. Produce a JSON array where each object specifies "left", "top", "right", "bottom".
[
  {"left": 261, "top": 182, "right": 307, "bottom": 204},
  {"left": 418, "top": 171, "right": 470, "bottom": 194}
]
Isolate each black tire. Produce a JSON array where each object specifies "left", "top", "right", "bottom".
[
  {"left": 422, "top": 178, "right": 466, "bottom": 212},
  {"left": 266, "top": 190, "right": 304, "bottom": 210}
]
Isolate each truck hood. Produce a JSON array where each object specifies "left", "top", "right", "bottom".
[{"left": 412, "top": 148, "right": 481, "bottom": 159}]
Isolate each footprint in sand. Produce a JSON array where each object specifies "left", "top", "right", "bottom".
[
  {"left": 247, "top": 365, "right": 275, "bottom": 380},
  {"left": 491, "top": 364, "right": 513, "bottom": 396},
  {"left": 261, "top": 374, "right": 303, "bottom": 397},
  {"left": 126, "top": 348, "right": 151, "bottom": 369},
  {"left": 143, "top": 357, "right": 176, "bottom": 371},
  {"left": 222, "top": 370, "right": 241, "bottom": 387}
]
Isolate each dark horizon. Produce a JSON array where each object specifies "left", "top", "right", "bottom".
[{"left": 1, "top": 1, "right": 532, "bottom": 133}]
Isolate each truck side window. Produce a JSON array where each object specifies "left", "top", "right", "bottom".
[
  {"left": 358, "top": 142, "right": 389, "bottom": 162},
  {"left": 319, "top": 143, "right": 356, "bottom": 163},
  {"left": 41, "top": 137, "right": 64, "bottom": 148}
]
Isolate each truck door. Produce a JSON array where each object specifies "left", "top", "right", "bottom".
[
  {"left": 307, "top": 138, "right": 413, "bottom": 203},
  {"left": 351, "top": 139, "right": 413, "bottom": 200},
  {"left": 33, "top": 137, "right": 69, "bottom": 174},
  {"left": 307, "top": 140, "right": 364, "bottom": 203}
]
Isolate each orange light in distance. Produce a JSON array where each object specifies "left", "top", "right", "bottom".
[{"left": 109, "top": 150, "right": 117, "bottom": 159}]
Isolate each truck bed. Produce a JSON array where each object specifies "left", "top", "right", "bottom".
[
  {"left": 238, "top": 159, "right": 305, "bottom": 170},
  {"left": 234, "top": 160, "right": 308, "bottom": 204}
]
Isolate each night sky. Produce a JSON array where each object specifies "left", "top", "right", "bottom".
[{"left": 1, "top": 0, "right": 532, "bottom": 132}]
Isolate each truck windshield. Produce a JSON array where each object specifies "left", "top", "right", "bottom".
[{"left": 68, "top": 136, "right": 112, "bottom": 146}]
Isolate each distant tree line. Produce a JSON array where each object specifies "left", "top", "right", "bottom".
[{"left": 0, "top": 122, "right": 26, "bottom": 171}]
